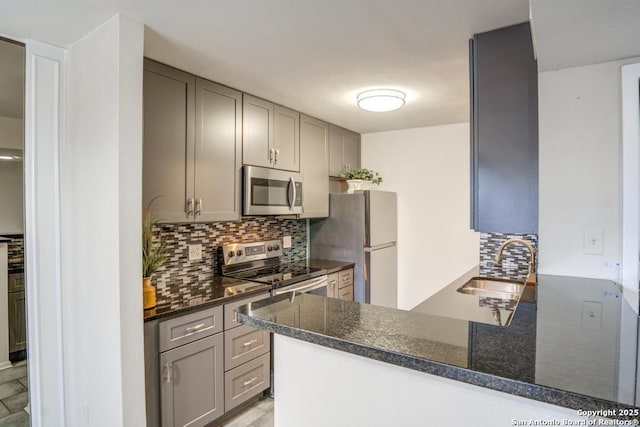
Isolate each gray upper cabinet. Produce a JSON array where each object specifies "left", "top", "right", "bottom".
[
  {"left": 273, "top": 105, "right": 300, "bottom": 171},
  {"left": 143, "top": 59, "right": 242, "bottom": 223},
  {"left": 470, "top": 23, "right": 538, "bottom": 233},
  {"left": 143, "top": 60, "right": 195, "bottom": 222},
  {"left": 300, "top": 115, "right": 329, "bottom": 218},
  {"left": 242, "top": 94, "right": 273, "bottom": 168},
  {"left": 243, "top": 94, "right": 300, "bottom": 172},
  {"left": 329, "top": 125, "right": 361, "bottom": 177},
  {"left": 195, "top": 78, "right": 242, "bottom": 221}
]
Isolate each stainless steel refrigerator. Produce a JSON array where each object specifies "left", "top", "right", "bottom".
[{"left": 310, "top": 191, "right": 398, "bottom": 308}]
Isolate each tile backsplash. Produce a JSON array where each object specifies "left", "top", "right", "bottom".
[
  {"left": 152, "top": 218, "right": 307, "bottom": 300},
  {"left": 1, "top": 235, "right": 24, "bottom": 272},
  {"left": 479, "top": 232, "right": 538, "bottom": 280}
]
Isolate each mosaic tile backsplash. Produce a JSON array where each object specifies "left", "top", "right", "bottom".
[
  {"left": 1, "top": 235, "right": 24, "bottom": 272},
  {"left": 151, "top": 218, "right": 307, "bottom": 303},
  {"left": 479, "top": 232, "right": 538, "bottom": 281}
]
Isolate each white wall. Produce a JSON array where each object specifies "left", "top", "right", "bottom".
[
  {"left": 362, "top": 123, "right": 479, "bottom": 310},
  {"left": 538, "top": 57, "right": 640, "bottom": 281},
  {"left": 61, "top": 14, "right": 145, "bottom": 426},
  {"left": 0, "top": 160, "right": 23, "bottom": 234}
]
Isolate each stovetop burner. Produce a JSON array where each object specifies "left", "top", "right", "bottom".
[{"left": 224, "top": 260, "right": 324, "bottom": 287}]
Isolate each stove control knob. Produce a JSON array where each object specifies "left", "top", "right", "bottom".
[
  {"left": 236, "top": 250, "right": 243, "bottom": 256},
  {"left": 274, "top": 244, "right": 280, "bottom": 250},
  {"left": 267, "top": 246, "right": 273, "bottom": 251},
  {"left": 228, "top": 251, "right": 235, "bottom": 258}
]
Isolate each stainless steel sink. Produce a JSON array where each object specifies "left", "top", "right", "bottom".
[{"left": 457, "top": 277, "right": 525, "bottom": 301}]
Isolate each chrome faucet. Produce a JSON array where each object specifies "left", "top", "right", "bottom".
[{"left": 493, "top": 238, "right": 536, "bottom": 273}]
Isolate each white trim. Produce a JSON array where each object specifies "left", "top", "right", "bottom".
[
  {"left": 25, "top": 39, "right": 67, "bottom": 426},
  {"left": 621, "top": 62, "right": 640, "bottom": 314}
]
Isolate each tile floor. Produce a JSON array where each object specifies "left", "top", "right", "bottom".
[
  {"left": 0, "top": 361, "right": 29, "bottom": 427},
  {"left": 220, "top": 397, "right": 274, "bottom": 427}
]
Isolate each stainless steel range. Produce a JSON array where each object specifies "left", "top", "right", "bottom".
[{"left": 221, "top": 240, "right": 327, "bottom": 296}]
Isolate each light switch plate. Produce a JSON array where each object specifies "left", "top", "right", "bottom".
[
  {"left": 583, "top": 227, "right": 604, "bottom": 255},
  {"left": 283, "top": 236, "right": 292, "bottom": 248},
  {"left": 189, "top": 244, "right": 202, "bottom": 261}
]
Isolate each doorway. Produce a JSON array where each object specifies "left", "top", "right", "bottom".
[{"left": 0, "top": 37, "right": 29, "bottom": 426}]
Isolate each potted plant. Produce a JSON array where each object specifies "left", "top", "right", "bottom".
[
  {"left": 340, "top": 168, "right": 383, "bottom": 193},
  {"left": 142, "top": 203, "right": 167, "bottom": 309}
]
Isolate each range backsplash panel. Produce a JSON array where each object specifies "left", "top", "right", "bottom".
[
  {"left": 479, "top": 232, "right": 538, "bottom": 280},
  {"left": 152, "top": 218, "right": 307, "bottom": 304}
]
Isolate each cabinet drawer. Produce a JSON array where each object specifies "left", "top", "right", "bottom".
[
  {"left": 224, "top": 352, "right": 270, "bottom": 412},
  {"left": 338, "top": 285, "right": 354, "bottom": 301},
  {"left": 224, "top": 291, "right": 270, "bottom": 331},
  {"left": 327, "top": 272, "right": 339, "bottom": 299},
  {"left": 224, "top": 324, "right": 270, "bottom": 370},
  {"left": 338, "top": 268, "right": 353, "bottom": 289},
  {"left": 159, "top": 305, "right": 223, "bottom": 352}
]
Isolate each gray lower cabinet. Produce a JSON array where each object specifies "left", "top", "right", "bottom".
[
  {"left": 338, "top": 268, "right": 354, "bottom": 301},
  {"left": 243, "top": 94, "right": 300, "bottom": 172},
  {"left": 329, "top": 124, "right": 360, "bottom": 177},
  {"left": 224, "top": 324, "right": 270, "bottom": 370},
  {"left": 224, "top": 352, "right": 270, "bottom": 412},
  {"left": 143, "top": 59, "right": 242, "bottom": 223},
  {"left": 160, "top": 333, "right": 224, "bottom": 427},
  {"left": 327, "top": 272, "right": 339, "bottom": 298},
  {"left": 470, "top": 23, "right": 538, "bottom": 233},
  {"left": 300, "top": 115, "right": 329, "bottom": 218}
]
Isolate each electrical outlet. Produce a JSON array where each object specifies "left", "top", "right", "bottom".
[
  {"left": 188, "top": 244, "right": 202, "bottom": 261},
  {"left": 283, "top": 236, "right": 292, "bottom": 248},
  {"left": 583, "top": 227, "right": 604, "bottom": 255}
]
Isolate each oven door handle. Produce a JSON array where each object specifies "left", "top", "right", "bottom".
[
  {"left": 273, "top": 277, "right": 327, "bottom": 296},
  {"left": 288, "top": 177, "right": 296, "bottom": 211}
]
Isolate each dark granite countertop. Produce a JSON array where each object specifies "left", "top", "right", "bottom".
[
  {"left": 143, "top": 276, "right": 271, "bottom": 322},
  {"left": 238, "top": 272, "right": 640, "bottom": 415},
  {"left": 307, "top": 259, "right": 355, "bottom": 274}
]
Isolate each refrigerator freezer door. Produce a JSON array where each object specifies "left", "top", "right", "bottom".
[
  {"left": 365, "top": 191, "right": 397, "bottom": 247},
  {"left": 365, "top": 243, "right": 397, "bottom": 308}
]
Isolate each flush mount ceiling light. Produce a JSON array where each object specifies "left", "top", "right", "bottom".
[{"left": 357, "top": 89, "right": 406, "bottom": 112}]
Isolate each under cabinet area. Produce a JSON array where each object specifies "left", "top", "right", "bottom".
[
  {"left": 243, "top": 94, "right": 300, "bottom": 172},
  {"left": 143, "top": 59, "right": 242, "bottom": 223},
  {"left": 329, "top": 124, "right": 360, "bottom": 177}
]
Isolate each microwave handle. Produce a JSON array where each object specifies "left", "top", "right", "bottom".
[{"left": 288, "top": 177, "right": 296, "bottom": 210}]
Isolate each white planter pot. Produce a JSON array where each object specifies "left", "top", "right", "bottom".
[{"left": 346, "top": 180, "right": 372, "bottom": 194}]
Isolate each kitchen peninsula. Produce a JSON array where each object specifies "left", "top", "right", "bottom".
[{"left": 237, "top": 273, "right": 639, "bottom": 426}]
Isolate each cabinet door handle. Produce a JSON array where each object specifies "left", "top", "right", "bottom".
[
  {"left": 269, "top": 148, "right": 274, "bottom": 163},
  {"left": 243, "top": 376, "right": 258, "bottom": 387},
  {"left": 185, "top": 323, "right": 205, "bottom": 333},
  {"left": 275, "top": 149, "right": 279, "bottom": 163},
  {"left": 186, "top": 198, "right": 194, "bottom": 216},
  {"left": 195, "top": 198, "right": 202, "bottom": 216},
  {"left": 242, "top": 338, "right": 258, "bottom": 348},
  {"left": 162, "top": 362, "right": 173, "bottom": 384}
]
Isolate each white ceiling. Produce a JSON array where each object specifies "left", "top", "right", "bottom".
[
  {"left": 530, "top": 0, "right": 640, "bottom": 72},
  {"left": 2, "top": 1, "right": 640, "bottom": 133}
]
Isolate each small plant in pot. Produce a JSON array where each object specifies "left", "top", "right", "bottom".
[
  {"left": 340, "top": 167, "right": 383, "bottom": 193},
  {"left": 142, "top": 201, "right": 167, "bottom": 309}
]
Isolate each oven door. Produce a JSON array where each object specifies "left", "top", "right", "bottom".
[
  {"left": 244, "top": 165, "right": 303, "bottom": 215},
  {"left": 272, "top": 275, "right": 328, "bottom": 297}
]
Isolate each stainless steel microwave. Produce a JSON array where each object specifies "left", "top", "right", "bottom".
[{"left": 243, "top": 165, "right": 303, "bottom": 215}]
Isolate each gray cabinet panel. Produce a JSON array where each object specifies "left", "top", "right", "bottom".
[
  {"left": 159, "top": 305, "right": 223, "bottom": 352},
  {"left": 327, "top": 272, "right": 339, "bottom": 298},
  {"left": 243, "top": 94, "right": 273, "bottom": 168},
  {"left": 8, "top": 290, "right": 26, "bottom": 352},
  {"left": 273, "top": 105, "right": 300, "bottom": 172},
  {"left": 223, "top": 292, "right": 270, "bottom": 331},
  {"left": 224, "top": 352, "right": 270, "bottom": 412},
  {"left": 329, "top": 124, "right": 361, "bottom": 177},
  {"left": 300, "top": 115, "right": 329, "bottom": 218},
  {"left": 338, "top": 268, "right": 354, "bottom": 290},
  {"left": 224, "top": 324, "right": 270, "bottom": 370},
  {"left": 470, "top": 23, "right": 538, "bottom": 233},
  {"left": 195, "top": 79, "right": 242, "bottom": 222},
  {"left": 160, "top": 333, "right": 224, "bottom": 427},
  {"left": 143, "top": 60, "right": 195, "bottom": 222}
]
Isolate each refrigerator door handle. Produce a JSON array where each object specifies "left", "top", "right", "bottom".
[{"left": 364, "top": 242, "right": 396, "bottom": 252}]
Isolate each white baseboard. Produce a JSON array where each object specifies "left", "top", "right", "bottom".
[{"left": 0, "top": 360, "right": 13, "bottom": 371}]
